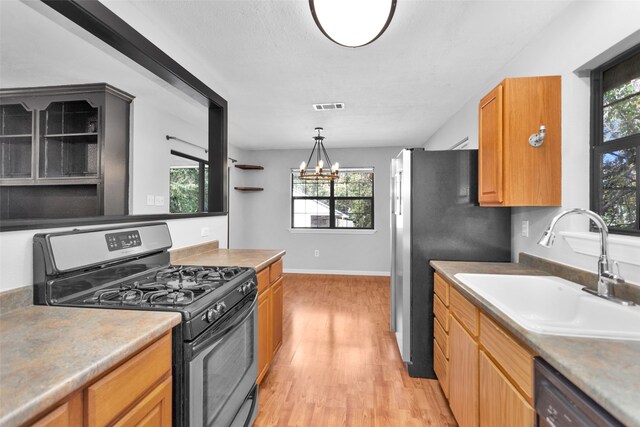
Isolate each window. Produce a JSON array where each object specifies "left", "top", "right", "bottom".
[
  {"left": 170, "top": 150, "right": 209, "bottom": 213},
  {"left": 591, "top": 45, "right": 640, "bottom": 235},
  {"left": 291, "top": 168, "right": 374, "bottom": 229}
]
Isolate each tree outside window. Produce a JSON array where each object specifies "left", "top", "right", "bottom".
[{"left": 291, "top": 168, "right": 374, "bottom": 229}]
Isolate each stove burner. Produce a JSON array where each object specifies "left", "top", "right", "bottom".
[{"left": 81, "top": 265, "right": 246, "bottom": 307}]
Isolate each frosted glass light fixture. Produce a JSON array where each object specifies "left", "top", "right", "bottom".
[{"left": 310, "top": 0, "right": 397, "bottom": 48}]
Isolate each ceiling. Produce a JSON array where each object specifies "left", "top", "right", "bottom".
[{"left": 108, "top": 1, "right": 571, "bottom": 150}]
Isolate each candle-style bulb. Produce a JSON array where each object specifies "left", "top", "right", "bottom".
[
  {"left": 318, "top": 159, "right": 324, "bottom": 168},
  {"left": 300, "top": 161, "right": 306, "bottom": 171},
  {"left": 334, "top": 162, "right": 339, "bottom": 171}
]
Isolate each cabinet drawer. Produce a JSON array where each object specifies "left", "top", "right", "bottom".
[
  {"left": 29, "top": 392, "right": 82, "bottom": 427},
  {"left": 269, "top": 258, "right": 283, "bottom": 283},
  {"left": 257, "top": 267, "right": 270, "bottom": 294},
  {"left": 450, "top": 286, "right": 479, "bottom": 337},
  {"left": 480, "top": 313, "right": 534, "bottom": 401},
  {"left": 433, "top": 339, "right": 449, "bottom": 400},
  {"left": 433, "top": 294, "right": 449, "bottom": 332},
  {"left": 434, "top": 273, "right": 450, "bottom": 306},
  {"left": 434, "top": 317, "right": 448, "bottom": 359},
  {"left": 87, "top": 333, "right": 172, "bottom": 427}
]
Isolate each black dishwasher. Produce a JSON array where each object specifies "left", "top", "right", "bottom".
[{"left": 535, "top": 358, "right": 623, "bottom": 427}]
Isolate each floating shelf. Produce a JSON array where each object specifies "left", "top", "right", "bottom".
[
  {"left": 234, "top": 186, "right": 264, "bottom": 192},
  {"left": 235, "top": 164, "right": 264, "bottom": 170}
]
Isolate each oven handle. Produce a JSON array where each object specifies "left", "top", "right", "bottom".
[{"left": 188, "top": 291, "right": 257, "bottom": 359}]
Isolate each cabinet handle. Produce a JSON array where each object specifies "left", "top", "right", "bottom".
[{"left": 529, "top": 125, "right": 546, "bottom": 147}]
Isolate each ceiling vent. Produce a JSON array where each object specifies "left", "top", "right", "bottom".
[{"left": 313, "top": 102, "right": 345, "bottom": 111}]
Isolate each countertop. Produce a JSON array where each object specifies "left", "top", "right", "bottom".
[
  {"left": 0, "top": 306, "right": 181, "bottom": 427},
  {"left": 431, "top": 260, "right": 640, "bottom": 427},
  {"left": 172, "top": 248, "right": 286, "bottom": 272}
]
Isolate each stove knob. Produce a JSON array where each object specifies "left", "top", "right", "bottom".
[
  {"left": 212, "top": 302, "right": 226, "bottom": 317},
  {"left": 206, "top": 308, "right": 215, "bottom": 323}
]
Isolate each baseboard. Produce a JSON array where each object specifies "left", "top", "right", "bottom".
[{"left": 283, "top": 268, "right": 390, "bottom": 277}]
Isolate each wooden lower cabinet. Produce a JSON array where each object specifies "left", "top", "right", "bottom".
[
  {"left": 479, "top": 351, "right": 534, "bottom": 427},
  {"left": 257, "top": 257, "right": 284, "bottom": 384},
  {"left": 257, "top": 288, "right": 272, "bottom": 383},
  {"left": 271, "top": 277, "right": 283, "bottom": 357},
  {"left": 25, "top": 332, "right": 172, "bottom": 427},
  {"left": 449, "top": 315, "right": 479, "bottom": 427},
  {"left": 30, "top": 393, "right": 83, "bottom": 427},
  {"left": 433, "top": 272, "right": 536, "bottom": 427}
]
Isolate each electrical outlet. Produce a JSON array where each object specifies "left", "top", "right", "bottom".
[
  {"left": 146, "top": 195, "right": 155, "bottom": 206},
  {"left": 314, "top": 250, "right": 320, "bottom": 257},
  {"left": 201, "top": 227, "right": 210, "bottom": 237},
  {"left": 521, "top": 220, "right": 529, "bottom": 237},
  {"left": 154, "top": 195, "right": 165, "bottom": 206}
]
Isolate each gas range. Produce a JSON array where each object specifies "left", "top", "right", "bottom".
[
  {"left": 33, "top": 223, "right": 260, "bottom": 426},
  {"left": 33, "top": 224, "right": 256, "bottom": 341}
]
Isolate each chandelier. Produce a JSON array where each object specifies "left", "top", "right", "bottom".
[
  {"left": 309, "top": 0, "right": 397, "bottom": 48},
  {"left": 299, "top": 127, "right": 339, "bottom": 181}
]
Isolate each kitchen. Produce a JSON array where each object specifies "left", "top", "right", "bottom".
[{"left": 0, "top": 0, "right": 639, "bottom": 426}]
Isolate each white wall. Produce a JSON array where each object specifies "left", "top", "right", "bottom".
[
  {"left": 424, "top": 1, "right": 640, "bottom": 284},
  {"left": 0, "top": 216, "right": 227, "bottom": 292},
  {"left": 229, "top": 147, "right": 403, "bottom": 274}
]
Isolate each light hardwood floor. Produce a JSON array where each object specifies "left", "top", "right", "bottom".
[{"left": 254, "top": 274, "right": 457, "bottom": 427}]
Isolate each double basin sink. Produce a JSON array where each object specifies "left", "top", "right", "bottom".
[{"left": 453, "top": 273, "right": 640, "bottom": 341}]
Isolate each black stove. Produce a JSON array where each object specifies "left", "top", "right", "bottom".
[
  {"left": 32, "top": 223, "right": 257, "bottom": 341},
  {"left": 32, "top": 223, "right": 260, "bottom": 427}
]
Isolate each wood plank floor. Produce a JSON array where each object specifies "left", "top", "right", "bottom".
[{"left": 254, "top": 274, "right": 457, "bottom": 427}]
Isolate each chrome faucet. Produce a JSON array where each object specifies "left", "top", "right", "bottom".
[{"left": 537, "top": 208, "right": 631, "bottom": 304}]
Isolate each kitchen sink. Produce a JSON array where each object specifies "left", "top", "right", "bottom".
[{"left": 453, "top": 273, "right": 640, "bottom": 341}]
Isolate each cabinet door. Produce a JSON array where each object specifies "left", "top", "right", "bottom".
[
  {"left": 29, "top": 392, "right": 82, "bottom": 427},
  {"left": 271, "top": 277, "right": 283, "bottom": 357},
  {"left": 113, "top": 376, "right": 172, "bottom": 427},
  {"left": 449, "top": 315, "right": 479, "bottom": 427},
  {"left": 257, "top": 289, "right": 272, "bottom": 384},
  {"left": 479, "top": 351, "right": 534, "bottom": 427},
  {"left": 478, "top": 84, "right": 503, "bottom": 205}
]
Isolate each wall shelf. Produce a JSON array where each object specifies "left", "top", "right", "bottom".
[
  {"left": 234, "top": 186, "right": 264, "bottom": 192},
  {"left": 235, "top": 164, "right": 264, "bottom": 170}
]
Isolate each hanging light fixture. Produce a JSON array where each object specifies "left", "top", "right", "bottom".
[
  {"left": 309, "top": 0, "right": 397, "bottom": 48},
  {"left": 299, "top": 127, "right": 339, "bottom": 181}
]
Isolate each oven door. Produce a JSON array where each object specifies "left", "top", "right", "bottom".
[{"left": 186, "top": 291, "right": 258, "bottom": 427}]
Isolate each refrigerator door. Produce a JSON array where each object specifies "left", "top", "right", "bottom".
[{"left": 390, "top": 149, "right": 412, "bottom": 363}]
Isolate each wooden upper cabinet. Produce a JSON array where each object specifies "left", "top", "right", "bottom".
[
  {"left": 479, "top": 84, "right": 504, "bottom": 205},
  {"left": 478, "top": 76, "right": 561, "bottom": 206}
]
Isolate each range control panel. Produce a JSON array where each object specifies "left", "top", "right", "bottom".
[{"left": 105, "top": 230, "right": 142, "bottom": 252}]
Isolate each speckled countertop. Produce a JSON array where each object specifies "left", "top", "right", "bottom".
[
  {"left": 430, "top": 260, "right": 640, "bottom": 427},
  {"left": 0, "top": 306, "right": 181, "bottom": 427},
  {"left": 172, "top": 248, "right": 285, "bottom": 272}
]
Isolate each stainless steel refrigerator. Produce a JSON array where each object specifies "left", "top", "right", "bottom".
[{"left": 390, "top": 148, "right": 511, "bottom": 378}]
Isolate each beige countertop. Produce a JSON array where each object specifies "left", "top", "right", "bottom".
[
  {"left": 172, "top": 248, "right": 286, "bottom": 272},
  {"left": 0, "top": 306, "right": 181, "bottom": 427},
  {"left": 431, "top": 260, "right": 640, "bottom": 427}
]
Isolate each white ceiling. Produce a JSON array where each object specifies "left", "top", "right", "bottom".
[{"left": 10, "top": 0, "right": 573, "bottom": 151}]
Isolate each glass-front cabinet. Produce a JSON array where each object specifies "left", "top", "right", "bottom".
[{"left": 0, "top": 84, "right": 133, "bottom": 220}]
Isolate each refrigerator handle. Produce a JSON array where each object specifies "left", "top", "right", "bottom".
[{"left": 394, "top": 171, "right": 402, "bottom": 215}]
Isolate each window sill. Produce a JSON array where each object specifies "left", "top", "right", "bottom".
[
  {"left": 288, "top": 228, "right": 377, "bottom": 235},
  {"left": 559, "top": 231, "right": 640, "bottom": 267}
]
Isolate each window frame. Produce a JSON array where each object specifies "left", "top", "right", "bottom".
[
  {"left": 290, "top": 167, "right": 375, "bottom": 230},
  {"left": 590, "top": 44, "right": 640, "bottom": 236},
  {"left": 169, "top": 150, "right": 209, "bottom": 213}
]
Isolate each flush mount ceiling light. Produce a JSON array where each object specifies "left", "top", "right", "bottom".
[
  {"left": 309, "top": 0, "right": 397, "bottom": 48},
  {"left": 299, "top": 127, "right": 339, "bottom": 181}
]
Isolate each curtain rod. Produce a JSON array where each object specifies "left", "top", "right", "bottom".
[{"left": 166, "top": 135, "right": 208, "bottom": 153}]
